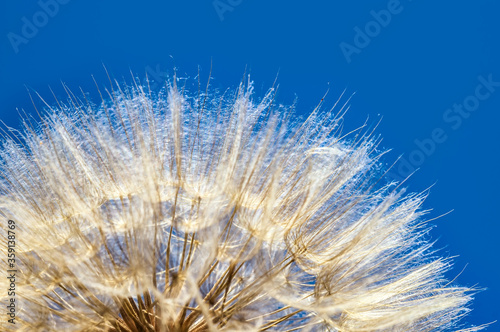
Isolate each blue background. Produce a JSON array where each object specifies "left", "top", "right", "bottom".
[{"left": 1, "top": 0, "right": 498, "bottom": 329}]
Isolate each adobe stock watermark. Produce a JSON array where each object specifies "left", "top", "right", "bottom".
[
  {"left": 145, "top": 64, "right": 169, "bottom": 91},
  {"left": 7, "top": 0, "right": 71, "bottom": 54},
  {"left": 386, "top": 74, "right": 500, "bottom": 182},
  {"left": 213, "top": 0, "right": 243, "bottom": 21},
  {"left": 340, "top": 0, "right": 414, "bottom": 64}
]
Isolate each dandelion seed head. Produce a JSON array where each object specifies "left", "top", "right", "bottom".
[{"left": 0, "top": 73, "right": 486, "bottom": 331}]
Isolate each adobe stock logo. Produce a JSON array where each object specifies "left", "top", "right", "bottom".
[
  {"left": 7, "top": 0, "right": 71, "bottom": 54},
  {"left": 145, "top": 64, "right": 169, "bottom": 91},
  {"left": 212, "top": 0, "right": 243, "bottom": 21},
  {"left": 340, "top": 0, "right": 412, "bottom": 64},
  {"left": 386, "top": 74, "right": 500, "bottom": 182}
]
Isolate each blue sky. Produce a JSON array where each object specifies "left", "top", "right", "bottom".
[{"left": 1, "top": 0, "right": 499, "bottom": 328}]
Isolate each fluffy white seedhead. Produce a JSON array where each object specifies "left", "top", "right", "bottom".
[{"left": 0, "top": 75, "right": 485, "bottom": 331}]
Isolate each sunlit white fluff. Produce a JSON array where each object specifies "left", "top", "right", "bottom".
[{"left": 0, "top": 73, "right": 485, "bottom": 331}]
